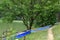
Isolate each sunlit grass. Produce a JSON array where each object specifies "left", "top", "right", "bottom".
[
  {"left": 53, "top": 23, "right": 60, "bottom": 40},
  {"left": 0, "top": 22, "right": 26, "bottom": 36}
]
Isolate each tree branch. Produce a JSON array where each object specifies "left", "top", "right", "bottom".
[
  {"left": 22, "top": 17, "right": 28, "bottom": 29},
  {"left": 29, "top": 17, "right": 34, "bottom": 29}
]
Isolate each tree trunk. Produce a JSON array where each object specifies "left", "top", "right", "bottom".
[
  {"left": 56, "top": 13, "right": 60, "bottom": 22},
  {"left": 58, "top": 13, "right": 60, "bottom": 22},
  {"left": 23, "top": 26, "right": 32, "bottom": 40},
  {"left": 23, "top": 36, "right": 26, "bottom": 40}
]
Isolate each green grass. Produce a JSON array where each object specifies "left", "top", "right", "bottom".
[
  {"left": 0, "top": 21, "right": 48, "bottom": 40},
  {"left": 53, "top": 23, "right": 60, "bottom": 40},
  {"left": 26, "top": 30, "right": 47, "bottom": 40},
  {"left": 0, "top": 22, "right": 26, "bottom": 36}
]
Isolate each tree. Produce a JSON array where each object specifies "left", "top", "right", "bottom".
[
  {"left": 0, "top": 0, "right": 60, "bottom": 40},
  {"left": 56, "top": 1, "right": 60, "bottom": 22},
  {"left": 0, "top": 0, "right": 59, "bottom": 29}
]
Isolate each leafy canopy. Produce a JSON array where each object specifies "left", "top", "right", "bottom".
[{"left": 0, "top": 0, "right": 60, "bottom": 29}]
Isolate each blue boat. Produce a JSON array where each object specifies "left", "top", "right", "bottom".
[{"left": 16, "top": 30, "right": 31, "bottom": 39}]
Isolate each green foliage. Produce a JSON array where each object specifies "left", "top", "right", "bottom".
[
  {"left": 35, "top": 13, "right": 56, "bottom": 27},
  {"left": 0, "top": 0, "right": 60, "bottom": 28}
]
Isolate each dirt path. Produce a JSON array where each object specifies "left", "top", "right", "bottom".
[{"left": 48, "top": 27, "right": 54, "bottom": 40}]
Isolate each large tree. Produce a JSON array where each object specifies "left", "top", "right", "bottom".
[{"left": 0, "top": 0, "right": 60, "bottom": 30}]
